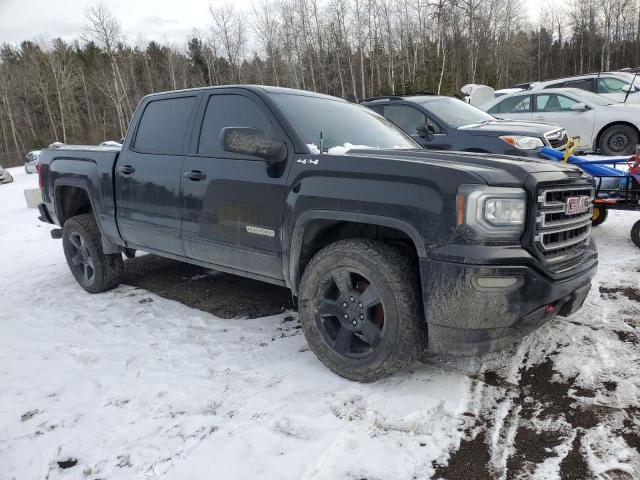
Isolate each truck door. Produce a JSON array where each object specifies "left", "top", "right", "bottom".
[
  {"left": 180, "top": 90, "right": 291, "bottom": 282},
  {"left": 115, "top": 94, "right": 198, "bottom": 255}
]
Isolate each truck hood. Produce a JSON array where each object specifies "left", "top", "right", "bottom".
[
  {"left": 347, "top": 148, "right": 586, "bottom": 186},
  {"left": 458, "top": 119, "right": 562, "bottom": 137}
]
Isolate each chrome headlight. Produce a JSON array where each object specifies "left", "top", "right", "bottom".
[
  {"left": 499, "top": 135, "right": 544, "bottom": 150},
  {"left": 456, "top": 185, "right": 527, "bottom": 239}
]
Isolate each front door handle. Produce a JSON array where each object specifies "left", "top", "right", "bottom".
[
  {"left": 118, "top": 165, "right": 135, "bottom": 175},
  {"left": 183, "top": 170, "right": 206, "bottom": 181}
]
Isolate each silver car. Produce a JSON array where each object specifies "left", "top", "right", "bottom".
[
  {"left": 0, "top": 165, "right": 13, "bottom": 184},
  {"left": 481, "top": 88, "right": 640, "bottom": 155},
  {"left": 25, "top": 150, "right": 41, "bottom": 174}
]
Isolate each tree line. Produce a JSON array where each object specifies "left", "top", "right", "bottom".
[{"left": 1, "top": 0, "right": 639, "bottom": 167}]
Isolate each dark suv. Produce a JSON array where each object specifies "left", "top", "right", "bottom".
[{"left": 362, "top": 94, "right": 568, "bottom": 156}]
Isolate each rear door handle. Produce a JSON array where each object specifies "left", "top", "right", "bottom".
[
  {"left": 183, "top": 170, "right": 206, "bottom": 181},
  {"left": 118, "top": 165, "right": 135, "bottom": 175}
]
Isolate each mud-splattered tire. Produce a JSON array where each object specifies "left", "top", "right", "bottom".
[
  {"left": 631, "top": 220, "right": 640, "bottom": 249},
  {"left": 592, "top": 205, "right": 608, "bottom": 226},
  {"left": 599, "top": 124, "right": 639, "bottom": 156},
  {"left": 62, "top": 214, "right": 123, "bottom": 293},
  {"left": 299, "top": 239, "right": 425, "bottom": 382}
]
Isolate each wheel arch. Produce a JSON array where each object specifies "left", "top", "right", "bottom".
[
  {"left": 54, "top": 180, "right": 121, "bottom": 254},
  {"left": 287, "top": 210, "right": 427, "bottom": 295},
  {"left": 54, "top": 182, "right": 93, "bottom": 226}
]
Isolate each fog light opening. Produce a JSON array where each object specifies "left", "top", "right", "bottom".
[{"left": 475, "top": 276, "right": 519, "bottom": 288}]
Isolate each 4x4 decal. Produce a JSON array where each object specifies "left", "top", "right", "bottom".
[{"left": 297, "top": 158, "right": 319, "bottom": 165}]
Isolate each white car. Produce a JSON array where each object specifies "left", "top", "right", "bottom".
[
  {"left": 529, "top": 73, "right": 640, "bottom": 104},
  {"left": 0, "top": 165, "right": 13, "bottom": 184},
  {"left": 481, "top": 88, "right": 640, "bottom": 155}
]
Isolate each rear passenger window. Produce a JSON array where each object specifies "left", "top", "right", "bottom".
[
  {"left": 198, "top": 95, "right": 273, "bottom": 155},
  {"left": 490, "top": 95, "right": 530, "bottom": 114},
  {"left": 134, "top": 97, "right": 196, "bottom": 154}
]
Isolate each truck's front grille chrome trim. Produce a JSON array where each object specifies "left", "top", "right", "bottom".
[{"left": 534, "top": 185, "right": 594, "bottom": 266}]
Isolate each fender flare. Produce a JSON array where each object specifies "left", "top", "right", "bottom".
[
  {"left": 287, "top": 209, "right": 427, "bottom": 294},
  {"left": 53, "top": 179, "right": 121, "bottom": 255}
]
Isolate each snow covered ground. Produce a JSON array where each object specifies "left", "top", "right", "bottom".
[{"left": 1, "top": 167, "right": 639, "bottom": 480}]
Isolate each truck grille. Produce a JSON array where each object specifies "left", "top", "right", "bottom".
[
  {"left": 534, "top": 185, "right": 594, "bottom": 264},
  {"left": 545, "top": 129, "right": 569, "bottom": 149}
]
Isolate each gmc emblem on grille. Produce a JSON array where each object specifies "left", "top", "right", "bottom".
[{"left": 565, "top": 196, "right": 590, "bottom": 215}]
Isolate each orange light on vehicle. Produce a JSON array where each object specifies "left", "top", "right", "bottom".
[
  {"left": 500, "top": 136, "right": 516, "bottom": 146},
  {"left": 456, "top": 194, "right": 465, "bottom": 225}
]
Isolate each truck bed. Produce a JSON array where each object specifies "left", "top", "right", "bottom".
[{"left": 39, "top": 146, "right": 122, "bottom": 248}]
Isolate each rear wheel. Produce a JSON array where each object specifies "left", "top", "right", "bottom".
[
  {"left": 592, "top": 205, "right": 608, "bottom": 226},
  {"left": 62, "top": 214, "right": 123, "bottom": 293},
  {"left": 631, "top": 220, "right": 640, "bottom": 248},
  {"left": 299, "top": 239, "right": 425, "bottom": 382},
  {"left": 599, "top": 124, "right": 639, "bottom": 156}
]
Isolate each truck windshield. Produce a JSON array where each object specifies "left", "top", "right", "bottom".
[
  {"left": 413, "top": 97, "right": 495, "bottom": 128},
  {"left": 270, "top": 93, "right": 418, "bottom": 154}
]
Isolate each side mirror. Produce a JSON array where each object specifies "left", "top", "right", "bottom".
[
  {"left": 416, "top": 125, "right": 433, "bottom": 140},
  {"left": 221, "top": 127, "right": 287, "bottom": 163},
  {"left": 570, "top": 103, "right": 589, "bottom": 111}
]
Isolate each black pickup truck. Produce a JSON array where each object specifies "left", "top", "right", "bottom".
[{"left": 37, "top": 85, "right": 597, "bottom": 382}]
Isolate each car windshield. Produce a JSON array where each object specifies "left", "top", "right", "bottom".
[
  {"left": 413, "top": 97, "right": 495, "bottom": 128},
  {"left": 564, "top": 89, "right": 616, "bottom": 106},
  {"left": 612, "top": 72, "right": 639, "bottom": 86},
  {"left": 269, "top": 93, "right": 418, "bottom": 153}
]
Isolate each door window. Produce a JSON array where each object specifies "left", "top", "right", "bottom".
[
  {"left": 383, "top": 105, "right": 428, "bottom": 135},
  {"left": 490, "top": 95, "right": 531, "bottom": 114},
  {"left": 535, "top": 94, "right": 579, "bottom": 112},
  {"left": 134, "top": 96, "right": 196, "bottom": 154},
  {"left": 597, "top": 77, "right": 629, "bottom": 93},
  {"left": 198, "top": 95, "right": 274, "bottom": 155}
]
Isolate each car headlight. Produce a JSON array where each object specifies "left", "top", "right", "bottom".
[
  {"left": 456, "top": 185, "right": 527, "bottom": 239},
  {"left": 499, "top": 135, "right": 544, "bottom": 150}
]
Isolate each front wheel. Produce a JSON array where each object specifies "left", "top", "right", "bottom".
[
  {"left": 599, "top": 124, "right": 639, "bottom": 156},
  {"left": 62, "top": 214, "right": 123, "bottom": 293},
  {"left": 592, "top": 205, "right": 608, "bottom": 226},
  {"left": 298, "top": 239, "right": 425, "bottom": 382},
  {"left": 631, "top": 220, "right": 640, "bottom": 249}
]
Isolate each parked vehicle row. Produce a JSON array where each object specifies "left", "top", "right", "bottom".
[
  {"left": 37, "top": 85, "right": 597, "bottom": 382},
  {"left": 529, "top": 72, "right": 640, "bottom": 104},
  {"left": 482, "top": 88, "right": 640, "bottom": 155},
  {"left": 361, "top": 94, "right": 568, "bottom": 155}
]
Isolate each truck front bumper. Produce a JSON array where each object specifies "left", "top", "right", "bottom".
[{"left": 420, "top": 242, "right": 597, "bottom": 356}]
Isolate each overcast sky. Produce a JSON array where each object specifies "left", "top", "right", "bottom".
[
  {"left": 0, "top": 0, "right": 217, "bottom": 47},
  {"left": 1, "top": 0, "right": 548, "bottom": 49}
]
